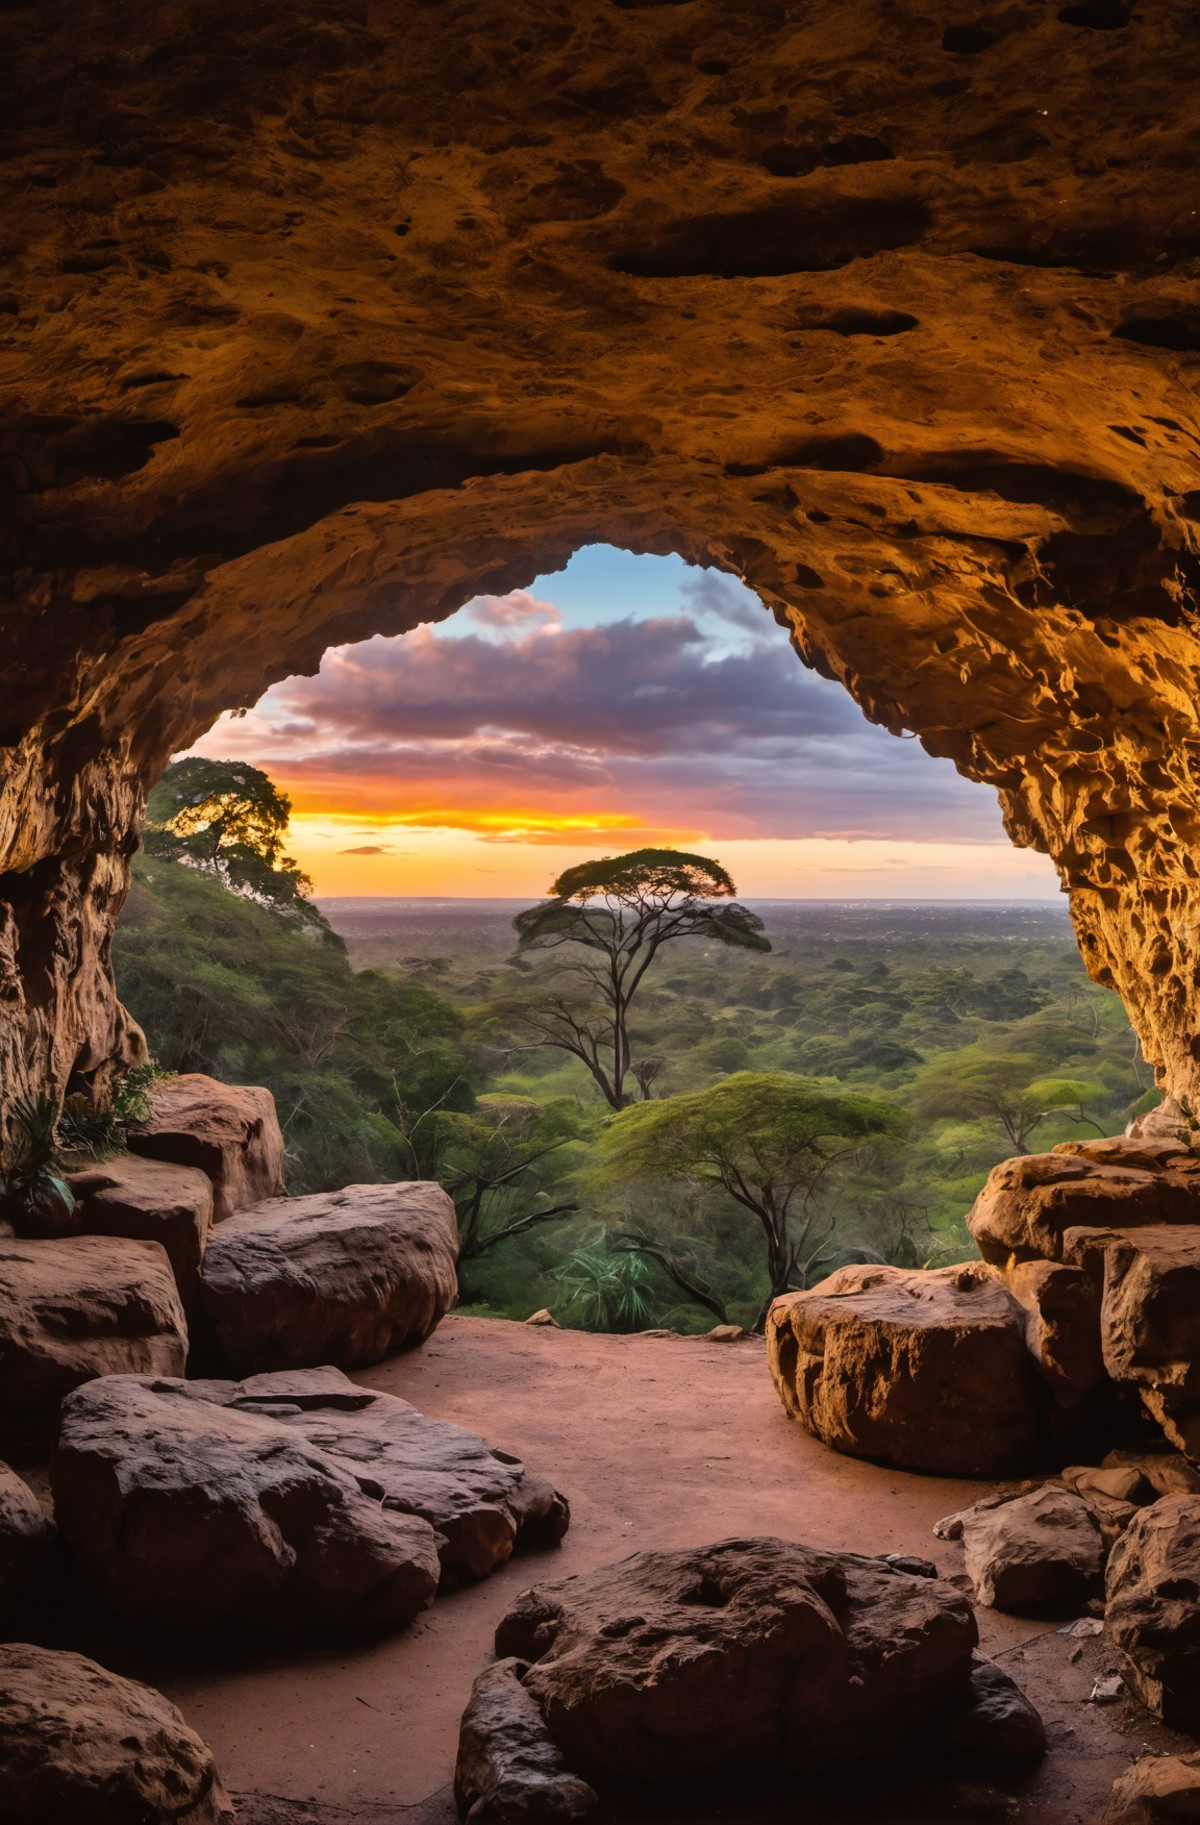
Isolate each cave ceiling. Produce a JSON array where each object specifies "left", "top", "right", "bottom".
[{"left": 4, "top": 0, "right": 1200, "bottom": 1099}]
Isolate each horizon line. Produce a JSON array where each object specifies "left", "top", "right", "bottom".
[{"left": 316, "top": 893, "right": 1070, "bottom": 907}]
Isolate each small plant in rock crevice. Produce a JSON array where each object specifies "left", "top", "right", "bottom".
[
  {"left": 0, "top": 1093, "right": 77, "bottom": 1238},
  {"left": 57, "top": 1061, "right": 166, "bottom": 1161}
]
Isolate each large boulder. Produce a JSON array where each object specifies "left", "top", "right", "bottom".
[
  {"left": 0, "top": 1236, "right": 187, "bottom": 1455},
  {"left": 0, "top": 1464, "right": 56, "bottom": 1629},
  {"left": 51, "top": 1374, "right": 443, "bottom": 1632},
  {"left": 458, "top": 1537, "right": 1041, "bottom": 1813},
  {"left": 968, "top": 1149, "right": 1200, "bottom": 1270},
  {"left": 126, "top": 1073, "right": 285, "bottom": 1222},
  {"left": 1104, "top": 1751, "right": 1200, "bottom": 1824},
  {"left": 767, "top": 1262, "right": 1045, "bottom": 1476},
  {"left": 958, "top": 1484, "right": 1105, "bottom": 1611},
  {"left": 185, "top": 1366, "right": 569, "bottom": 1583},
  {"left": 198, "top": 1182, "right": 458, "bottom": 1372},
  {"left": 0, "top": 1643, "right": 231, "bottom": 1824},
  {"left": 1106, "top": 1495, "right": 1200, "bottom": 1730},
  {"left": 66, "top": 1153, "right": 213, "bottom": 1298}
]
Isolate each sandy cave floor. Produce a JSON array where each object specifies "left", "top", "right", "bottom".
[{"left": 35, "top": 1316, "right": 1197, "bottom": 1824}]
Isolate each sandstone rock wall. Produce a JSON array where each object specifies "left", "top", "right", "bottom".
[{"left": 4, "top": 1, "right": 1200, "bottom": 1104}]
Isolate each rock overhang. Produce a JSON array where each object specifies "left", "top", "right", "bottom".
[{"left": 3, "top": 0, "right": 1200, "bottom": 1102}]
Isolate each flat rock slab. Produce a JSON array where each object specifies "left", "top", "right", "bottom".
[
  {"left": 1106, "top": 1494, "right": 1200, "bottom": 1732},
  {"left": 969, "top": 1149, "right": 1200, "bottom": 1270},
  {"left": 187, "top": 1367, "right": 570, "bottom": 1582},
  {"left": 67, "top": 1152, "right": 213, "bottom": 1296},
  {"left": 198, "top": 1182, "right": 459, "bottom": 1373},
  {"left": 51, "top": 1374, "right": 443, "bottom": 1634},
  {"left": 959, "top": 1484, "right": 1105, "bottom": 1611},
  {"left": 0, "top": 1235, "right": 187, "bottom": 1456},
  {"left": 51, "top": 1368, "right": 568, "bottom": 1628},
  {"left": 456, "top": 1536, "right": 1042, "bottom": 1817},
  {"left": 127, "top": 1073, "right": 285, "bottom": 1222},
  {"left": 0, "top": 1642, "right": 231, "bottom": 1824},
  {"left": 767, "top": 1262, "right": 1045, "bottom": 1476}
]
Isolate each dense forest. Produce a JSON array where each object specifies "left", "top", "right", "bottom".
[{"left": 105, "top": 761, "right": 1156, "bottom": 1336}]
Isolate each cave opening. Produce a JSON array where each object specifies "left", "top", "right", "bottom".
[
  {"left": 6, "top": 0, "right": 1200, "bottom": 1809},
  {"left": 113, "top": 538, "right": 1156, "bottom": 1336}
]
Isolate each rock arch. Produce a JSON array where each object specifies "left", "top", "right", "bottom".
[{"left": 4, "top": 0, "right": 1200, "bottom": 1108}]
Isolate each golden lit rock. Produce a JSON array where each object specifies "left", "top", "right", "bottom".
[{"left": 3, "top": 2, "right": 1200, "bottom": 1101}]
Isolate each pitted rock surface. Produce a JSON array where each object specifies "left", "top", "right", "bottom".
[
  {"left": 1104, "top": 1750, "right": 1200, "bottom": 1825},
  {"left": 458, "top": 1535, "right": 1041, "bottom": 1807},
  {"left": 6, "top": 5, "right": 1200, "bottom": 1108},
  {"left": 767, "top": 1261, "right": 1045, "bottom": 1475},
  {"left": 0, "top": 1235, "right": 187, "bottom": 1456},
  {"left": 198, "top": 1181, "right": 459, "bottom": 1372},
  {"left": 1067, "top": 1224, "right": 1200, "bottom": 1456},
  {"left": 51, "top": 1373, "right": 443, "bottom": 1632},
  {"left": 0, "top": 1642, "right": 232, "bottom": 1824},
  {"left": 185, "top": 1366, "right": 570, "bottom": 1582},
  {"left": 126, "top": 1074, "right": 285, "bottom": 1223}
]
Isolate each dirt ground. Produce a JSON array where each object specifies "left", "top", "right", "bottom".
[{"left": 51, "top": 1316, "right": 1194, "bottom": 1825}]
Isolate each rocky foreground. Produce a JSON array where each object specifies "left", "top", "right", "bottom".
[{"left": 3, "top": 1078, "right": 1200, "bottom": 1822}]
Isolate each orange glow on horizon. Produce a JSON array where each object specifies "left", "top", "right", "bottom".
[{"left": 282, "top": 814, "right": 1062, "bottom": 902}]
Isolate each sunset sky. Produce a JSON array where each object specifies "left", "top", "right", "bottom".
[{"left": 190, "top": 546, "right": 1060, "bottom": 901}]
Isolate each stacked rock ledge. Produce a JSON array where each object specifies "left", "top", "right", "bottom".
[
  {"left": 0, "top": 1235, "right": 187, "bottom": 1456},
  {"left": 125, "top": 1072, "right": 285, "bottom": 1223},
  {"left": 768, "top": 1132, "right": 1200, "bottom": 1478}
]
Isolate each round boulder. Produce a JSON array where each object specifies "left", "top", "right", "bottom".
[
  {"left": 0, "top": 1464, "right": 56, "bottom": 1627},
  {"left": 0, "top": 1642, "right": 231, "bottom": 1823},
  {"left": 767, "top": 1262, "right": 1046, "bottom": 1476}
]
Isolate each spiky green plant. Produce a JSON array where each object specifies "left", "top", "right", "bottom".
[
  {"left": 1, "top": 1093, "right": 77, "bottom": 1237},
  {"left": 555, "top": 1239, "right": 655, "bottom": 1333}
]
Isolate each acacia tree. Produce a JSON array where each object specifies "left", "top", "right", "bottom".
[
  {"left": 915, "top": 1050, "right": 1108, "bottom": 1153},
  {"left": 145, "top": 757, "right": 336, "bottom": 941},
  {"left": 513, "top": 849, "right": 770, "bottom": 1110},
  {"left": 595, "top": 1071, "right": 906, "bottom": 1330}
]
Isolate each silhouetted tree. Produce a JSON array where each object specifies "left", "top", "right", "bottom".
[
  {"left": 513, "top": 849, "right": 770, "bottom": 1110},
  {"left": 145, "top": 757, "right": 337, "bottom": 943}
]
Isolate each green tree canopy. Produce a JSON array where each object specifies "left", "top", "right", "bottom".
[
  {"left": 915, "top": 1048, "right": 1108, "bottom": 1153},
  {"left": 595, "top": 1071, "right": 906, "bottom": 1328},
  {"left": 513, "top": 848, "right": 770, "bottom": 1110},
  {"left": 145, "top": 757, "right": 335, "bottom": 942}
]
